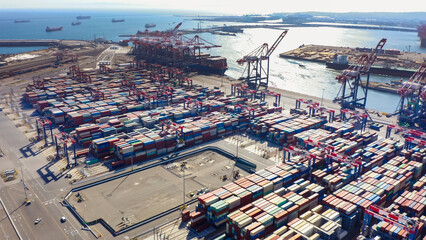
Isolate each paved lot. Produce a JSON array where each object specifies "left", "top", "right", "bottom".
[{"left": 68, "top": 151, "right": 249, "bottom": 233}]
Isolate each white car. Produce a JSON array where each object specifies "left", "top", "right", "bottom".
[
  {"left": 61, "top": 216, "right": 66, "bottom": 223},
  {"left": 35, "top": 218, "right": 41, "bottom": 224}
]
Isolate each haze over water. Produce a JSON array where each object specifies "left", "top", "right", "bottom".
[{"left": 1, "top": 9, "right": 424, "bottom": 113}]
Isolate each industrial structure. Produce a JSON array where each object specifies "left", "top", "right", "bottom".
[
  {"left": 237, "top": 30, "right": 288, "bottom": 91},
  {"left": 334, "top": 38, "right": 387, "bottom": 109},
  {"left": 128, "top": 23, "right": 228, "bottom": 75},
  {"left": 396, "top": 63, "right": 426, "bottom": 129}
]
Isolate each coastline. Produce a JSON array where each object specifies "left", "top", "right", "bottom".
[
  {"left": 190, "top": 74, "right": 401, "bottom": 121},
  {"left": 1, "top": 44, "right": 402, "bottom": 117}
]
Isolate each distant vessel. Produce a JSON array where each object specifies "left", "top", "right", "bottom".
[
  {"left": 76, "top": 16, "right": 90, "bottom": 20},
  {"left": 72, "top": 22, "right": 81, "bottom": 26},
  {"left": 326, "top": 62, "right": 416, "bottom": 78},
  {"left": 145, "top": 23, "right": 156, "bottom": 28},
  {"left": 418, "top": 24, "right": 426, "bottom": 48},
  {"left": 14, "top": 20, "right": 30, "bottom": 23},
  {"left": 46, "top": 26, "right": 63, "bottom": 32},
  {"left": 112, "top": 19, "right": 125, "bottom": 23}
]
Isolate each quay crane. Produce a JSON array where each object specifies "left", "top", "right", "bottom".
[
  {"left": 395, "top": 63, "right": 426, "bottom": 129},
  {"left": 237, "top": 30, "right": 288, "bottom": 91},
  {"left": 335, "top": 38, "right": 386, "bottom": 109}
]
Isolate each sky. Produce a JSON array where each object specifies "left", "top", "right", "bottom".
[{"left": 1, "top": 0, "right": 426, "bottom": 14}]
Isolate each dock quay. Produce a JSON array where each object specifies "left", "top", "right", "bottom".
[
  {"left": 0, "top": 39, "right": 93, "bottom": 48},
  {"left": 0, "top": 44, "right": 106, "bottom": 79},
  {"left": 280, "top": 44, "right": 425, "bottom": 77}
]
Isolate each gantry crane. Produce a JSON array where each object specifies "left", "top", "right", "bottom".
[
  {"left": 160, "top": 120, "right": 185, "bottom": 149},
  {"left": 235, "top": 104, "right": 255, "bottom": 120},
  {"left": 335, "top": 38, "right": 387, "bottom": 109},
  {"left": 35, "top": 117, "right": 53, "bottom": 146},
  {"left": 339, "top": 108, "right": 369, "bottom": 131},
  {"left": 283, "top": 145, "right": 316, "bottom": 180},
  {"left": 54, "top": 133, "right": 77, "bottom": 168},
  {"left": 303, "top": 139, "right": 362, "bottom": 177},
  {"left": 396, "top": 63, "right": 426, "bottom": 128},
  {"left": 362, "top": 205, "right": 420, "bottom": 240},
  {"left": 237, "top": 30, "right": 289, "bottom": 91},
  {"left": 385, "top": 124, "right": 426, "bottom": 149},
  {"left": 184, "top": 98, "right": 203, "bottom": 115},
  {"left": 53, "top": 50, "right": 78, "bottom": 63},
  {"left": 294, "top": 99, "right": 336, "bottom": 122},
  {"left": 68, "top": 65, "right": 91, "bottom": 83},
  {"left": 32, "top": 76, "right": 44, "bottom": 89}
]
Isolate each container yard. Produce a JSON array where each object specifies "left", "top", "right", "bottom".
[
  {"left": 0, "top": 27, "right": 422, "bottom": 240},
  {"left": 7, "top": 59, "right": 422, "bottom": 240}
]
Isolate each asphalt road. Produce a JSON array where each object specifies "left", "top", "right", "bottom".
[
  {"left": 0, "top": 199, "right": 18, "bottom": 240},
  {"left": 0, "top": 111, "right": 91, "bottom": 240}
]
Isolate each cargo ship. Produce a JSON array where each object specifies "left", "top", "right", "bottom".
[
  {"left": 72, "top": 22, "right": 81, "bottom": 26},
  {"left": 326, "top": 62, "right": 416, "bottom": 78},
  {"left": 14, "top": 20, "right": 30, "bottom": 23},
  {"left": 46, "top": 26, "right": 63, "bottom": 32},
  {"left": 112, "top": 19, "right": 125, "bottom": 23},
  {"left": 145, "top": 23, "right": 156, "bottom": 28},
  {"left": 418, "top": 24, "right": 426, "bottom": 48},
  {"left": 76, "top": 16, "right": 90, "bottom": 20},
  {"left": 190, "top": 56, "right": 228, "bottom": 75},
  {"left": 326, "top": 54, "right": 416, "bottom": 78}
]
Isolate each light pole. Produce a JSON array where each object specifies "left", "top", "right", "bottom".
[
  {"left": 131, "top": 152, "right": 135, "bottom": 171},
  {"left": 83, "top": 204, "right": 87, "bottom": 220},
  {"left": 236, "top": 126, "right": 240, "bottom": 161},
  {"left": 20, "top": 162, "right": 28, "bottom": 203},
  {"left": 181, "top": 161, "right": 187, "bottom": 210}
]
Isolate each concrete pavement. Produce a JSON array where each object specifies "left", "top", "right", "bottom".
[{"left": 0, "top": 110, "right": 92, "bottom": 240}]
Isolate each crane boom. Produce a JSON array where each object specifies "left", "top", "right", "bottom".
[
  {"left": 363, "top": 38, "right": 387, "bottom": 72},
  {"left": 337, "top": 38, "right": 386, "bottom": 81},
  {"left": 398, "top": 63, "right": 426, "bottom": 96},
  {"left": 172, "top": 22, "right": 182, "bottom": 34},
  {"left": 265, "top": 30, "right": 288, "bottom": 58}
]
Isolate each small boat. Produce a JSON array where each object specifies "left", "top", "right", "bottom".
[
  {"left": 46, "top": 26, "right": 63, "bottom": 32},
  {"left": 112, "top": 19, "right": 125, "bottom": 23},
  {"left": 76, "top": 16, "right": 90, "bottom": 20},
  {"left": 72, "top": 22, "right": 81, "bottom": 26},
  {"left": 14, "top": 20, "right": 30, "bottom": 23},
  {"left": 298, "top": 64, "right": 306, "bottom": 68},
  {"left": 145, "top": 23, "right": 156, "bottom": 28}
]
